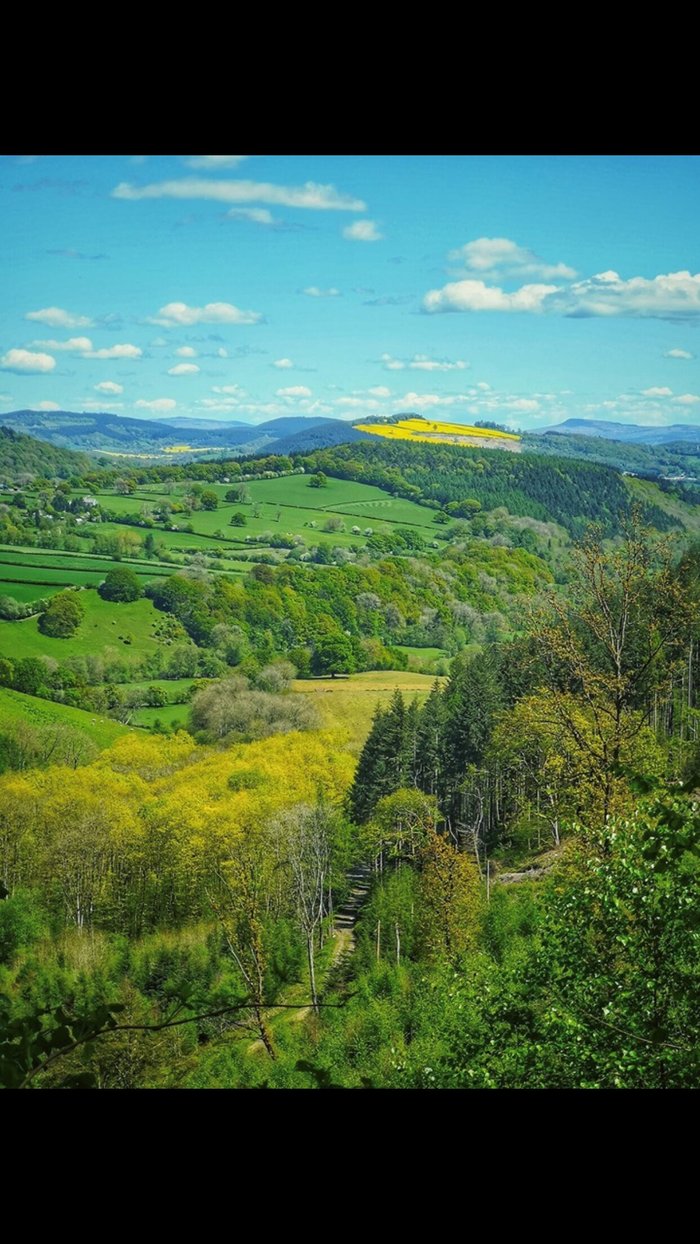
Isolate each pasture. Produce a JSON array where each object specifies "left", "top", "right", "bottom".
[
  {"left": 0, "top": 686, "right": 128, "bottom": 751},
  {"left": 0, "top": 590, "right": 184, "bottom": 664},
  {"left": 293, "top": 670, "right": 442, "bottom": 753}
]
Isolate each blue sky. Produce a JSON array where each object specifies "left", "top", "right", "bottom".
[{"left": 1, "top": 153, "right": 699, "bottom": 429}]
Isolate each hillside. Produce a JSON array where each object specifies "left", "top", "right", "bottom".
[
  {"left": 0, "top": 426, "right": 94, "bottom": 483},
  {"left": 302, "top": 438, "right": 684, "bottom": 539},
  {"left": 0, "top": 410, "right": 367, "bottom": 463},
  {"left": 534, "top": 417, "right": 700, "bottom": 446}
]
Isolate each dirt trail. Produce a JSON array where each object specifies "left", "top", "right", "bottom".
[{"left": 248, "top": 864, "right": 372, "bottom": 1046}]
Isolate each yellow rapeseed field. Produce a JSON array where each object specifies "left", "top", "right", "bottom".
[{"left": 354, "top": 419, "right": 520, "bottom": 444}]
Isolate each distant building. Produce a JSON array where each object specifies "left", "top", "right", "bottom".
[{"left": 82, "top": 496, "right": 99, "bottom": 507}]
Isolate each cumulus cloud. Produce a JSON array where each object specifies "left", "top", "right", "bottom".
[
  {"left": 425, "top": 265, "right": 700, "bottom": 320},
  {"left": 642, "top": 387, "right": 673, "bottom": 397},
  {"left": 672, "top": 393, "right": 700, "bottom": 405},
  {"left": 34, "top": 400, "right": 60, "bottom": 410},
  {"left": 95, "top": 381, "right": 124, "bottom": 394},
  {"left": 380, "top": 352, "right": 469, "bottom": 372},
  {"left": 212, "top": 385, "right": 247, "bottom": 397},
  {"left": 423, "top": 279, "right": 558, "bottom": 314},
  {"left": 167, "top": 363, "right": 200, "bottom": 375},
  {"left": 545, "top": 270, "right": 700, "bottom": 319},
  {"left": 665, "top": 347, "right": 694, "bottom": 359},
  {"left": 151, "top": 301, "right": 262, "bottom": 327},
  {"left": 184, "top": 155, "right": 248, "bottom": 169},
  {"left": 276, "top": 385, "right": 312, "bottom": 398},
  {"left": 176, "top": 345, "right": 197, "bottom": 358},
  {"left": 25, "top": 306, "right": 93, "bottom": 328},
  {"left": 135, "top": 398, "right": 177, "bottom": 412},
  {"left": 335, "top": 397, "right": 380, "bottom": 409},
  {"left": 0, "top": 348, "right": 56, "bottom": 373},
  {"left": 113, "top": 177, "right": 366, "bottom": 212},
  {"left": 343, "top": 219, "right": 383, "bottom": 242},
  {"left": 303, "top": 287, "right": 341, "bottom": 298},
  {"left": 368, "top": 386, "right": 392, "bottom": 398},
  {"left": 448, "top": 237, "right": 576, "bottom": 280},
  {"left": 273, "top": 358, "right": 295, "bottom": 369},
  {"left": 31, "top": 336, "right": 93, "bottom": 352},
  {"left": 83, "top": 343, "right": 143, "bottom": 359},
  {"left": 227, "top": 207, "right": 276, "bottom": 225}
]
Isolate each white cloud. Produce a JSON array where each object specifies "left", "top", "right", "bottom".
[
  {"left": 273, "top": 358, "right": 295, "bottom": 369},
  {"left": 83, "top": 343, "right": 142, "bottom": 359},
  {"left": 425, "top": 267, "right": 700, "bottom": 319},
  {"left": 343, "top": 219, "right": 383, "bottom": 242},
  {"left": 184, "top": 155, "right": 248, "bottom": 169},
  {"left": 95, "top": 381, "right": 124, "bottom": 394},
  {"left": 135, "top": 398, "right": 177, "bottom": 412},
  {"left": 151, "top": 337, "right": 168, "bottom": 347},
  {"left": 477, "top": 381, "right": 491, "bottom": 390},
  {"left": 176, "top": 345, "right": 197, "bottom": 358},
  {"left": 25, "top": 306, "right": 93, "bottom": 329},
  {"left": 369, "top": 385, "right": 392, "bottom": 398},
  {"left": 448, "top": 236, "right": 576, "bottom": 280},
  {"left": 642, "top": 387, "right": 673, "bottom": 397},
  {"left": 665, "top": 347, "right": 694, "bottom": 359},
  {"left": 303, "top": 287, "right": 341, "bottom": 298},
  {"left": 227, "top": 207, "right": 276, "bottom": 225},
  {"left": 167, "top": 363, "right": 200, "bottom": 375},
  {"left": 212, "top": 384, "right": 247, "bottom": 397},
  {"left": 218, "top": 348, "right": 228, "bottom": 358},
  {"left": 380, "top": 352, "right": 405, "bottom": 371},
  {"left": 380, "top": 352, "right": 469, "bottom": 372},
  {"left": 545, "top": 270, "right": 700, "bottom": 319},
  {"left": 113, "top": 177, "right": 366, "bottom": 212},
  {"left": 151, "top": 301, "right": 262, "bottom": 327},
  {"left": 672, "top": 393, "right": 700, "bottom": 405},
  {"left": 276, "top": 385, "right": 312, "bottom": 398},
  {"left": 0, "top": 348, "right": 56, "bottom": 373},
  {"left": 82, "top": 400, "right": 124, "bottom": 411},
  {"left": 34, "top": 400, "right": 60, "bottom": 411},
  {"left": 31, "top": 336, "right": 93, "bottom": 352},
  {"left": 336, "top": 397, "right": 381, "bottom": 410},
  {"left": 423, "top": 279, "right": 559, "bottom": 314}
]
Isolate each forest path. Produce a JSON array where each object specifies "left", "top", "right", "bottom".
[{"left": 248, "top": 863, "right": 372, "bottom": 1048}]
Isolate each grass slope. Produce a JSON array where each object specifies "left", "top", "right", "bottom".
[
  {"left": 0, "top": 686, "right": 128, "bottom": 749},
  {"left": 293, "top": 670, "right": 443, "bottom": 754},
  {"left": 0, "top": 590, "right": 181, "bottom": 663}
]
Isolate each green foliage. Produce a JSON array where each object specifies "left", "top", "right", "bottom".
[
  {"left": 0, "top": 889, "right": 47, "bottom": 964},
  {"left": 98, "top": 567, "right": 143, "bottom": 602},
  {"left": 37, "top": 590, "right": 84, "bottom": 638}
]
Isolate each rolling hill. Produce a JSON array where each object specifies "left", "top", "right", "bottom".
[{"left": 0, "top": 410, "right": 370, "bottom": 462}]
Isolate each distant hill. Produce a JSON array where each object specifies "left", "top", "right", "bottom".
[
  {"left": 272, "top": 422, "right": 369, "bottom": 454},
  {"left": 0, "top": 426, "right": 94, "bottom": 483},
  {"left": 533, "top": 418, "right": 700, "bottom": 446},
  {"left": 0, "top": 410, "right": 364, "bottom": 461},
  {"left": 152, "top": 416, "right": 251, "bottom": 431}
]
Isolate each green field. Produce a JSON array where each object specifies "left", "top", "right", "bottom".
[
  {"left": 394, "top": 645, "right": 450, "bottom": 671},
  {"left": 121, "top": 677, "right": 202, "bottom": 701},
  {"left": 0, "top": 581, "right": 61, "bottom": 603},
  {"left": 132, "top": 704, "right": 192, "bottom": 729},
  {"left": 72, "top": 475, "right": 445, "bottom": 556},
  {"left": 0, "top": 590, "right": 185, "bottom": 664},
  {"left": 0, "top": 565, "right": 117, "bottom": 591},
  {"left": 0, "top": 686, "right": 128, "bottom": 750},
  {"left": 293, "top": 670, "right": 443, "bottom": 753}
]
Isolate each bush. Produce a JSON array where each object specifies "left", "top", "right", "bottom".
[
  {"left": 38, "top": 591, "right": 84, "bottom": 638},
  {"left": 98, "top": 567, "right": 143, "bottom": 603}
]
